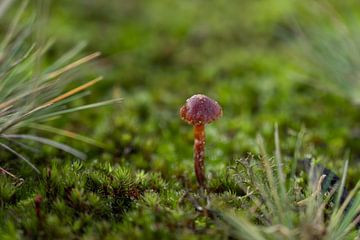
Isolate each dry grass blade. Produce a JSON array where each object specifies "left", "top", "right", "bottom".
[
  {"left": 0, "top": 166, "right": 18, "bottom": 179},
  {"left": 39, "top": 77, "right": 102, "bottom": 108},
  {"left": 45, "top": 52, "right": 101, "bottom": 80},
  {"left": 0, "top": 77, "right": 103, "bottom": 134}
]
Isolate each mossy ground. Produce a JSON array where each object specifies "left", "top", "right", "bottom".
[{"left": 1, "top": 1, "right": 360, "bottom": 239}]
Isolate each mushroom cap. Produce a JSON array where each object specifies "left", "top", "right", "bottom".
[{"left": 180, "top": 94, "right": 222, "bottom": 126}]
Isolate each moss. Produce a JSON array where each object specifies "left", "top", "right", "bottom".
[{"left": 1, "top": 0, "right": 360, "bottom": 239}]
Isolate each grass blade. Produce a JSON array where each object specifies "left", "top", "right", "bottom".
[
  {"left": 1, "top": 134, "right": 86, "bottom": 160},
  {"left": 28, "top": 123, "right": 106, "bottom": 148},
  {"left": 0, "top": 141, "right": 39, "bottom": 173},
  {"left": 29, "top": 98, "right": 123, "bottom": 122}
]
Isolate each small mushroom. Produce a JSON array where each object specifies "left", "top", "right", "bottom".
[{"left": 180, "top": 94, "right": 222, "bottom": 188}]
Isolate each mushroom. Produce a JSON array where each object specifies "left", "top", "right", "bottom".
[{"left": 180, "top": 94, "right": 222, "bottom": 188}]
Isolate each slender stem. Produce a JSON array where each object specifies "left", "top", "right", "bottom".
[{"left": 194, "top": 124, "right": 206, "bottom": 187}]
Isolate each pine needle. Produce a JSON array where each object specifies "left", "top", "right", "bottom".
[
  {"left": 45, "top": 52, "right": 101, "bottom": 80},
  {"left": 1, "top": 134, "right": 86, "bottom": 160},
  {"left": 28, "top": 123, "right": 106, "bottom": 148},
  {"left": 41, "top": 77, "right": 102, "bottom": 107},
  {"left": 0, "top": 0, "right": 28, "bottom": 51},
  {"left": 28, "top": 98, "right": 123, "bottom": 122},
  {"left": 0, "top": 77, "right": 103, "bottom": 134}
]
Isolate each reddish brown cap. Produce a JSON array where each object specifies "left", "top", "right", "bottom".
[{"left": 180, "top": 94, "right": 222, "bottom": 126}]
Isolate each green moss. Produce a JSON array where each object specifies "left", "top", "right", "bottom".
[{"left": 1, "top": 0, "right": 360, "bottom": 239}]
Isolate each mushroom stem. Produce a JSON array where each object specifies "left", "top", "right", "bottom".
[{"left": 194, "top": 124, "right": 206, "bottom": 187}]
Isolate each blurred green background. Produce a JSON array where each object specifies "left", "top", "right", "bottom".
[
  {"left": 5, "top": 0, "right": 360, "bottom": 182},
  {"left": 43, "top": 0, "right": 360, "bottom": 179}
]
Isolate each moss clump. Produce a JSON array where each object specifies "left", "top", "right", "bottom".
[
  {"left": 0, "top": 161, "right": 163, "bottom": 238},
  {"left": 0, "top": 159, "right": 237, "bottom": 239}
]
